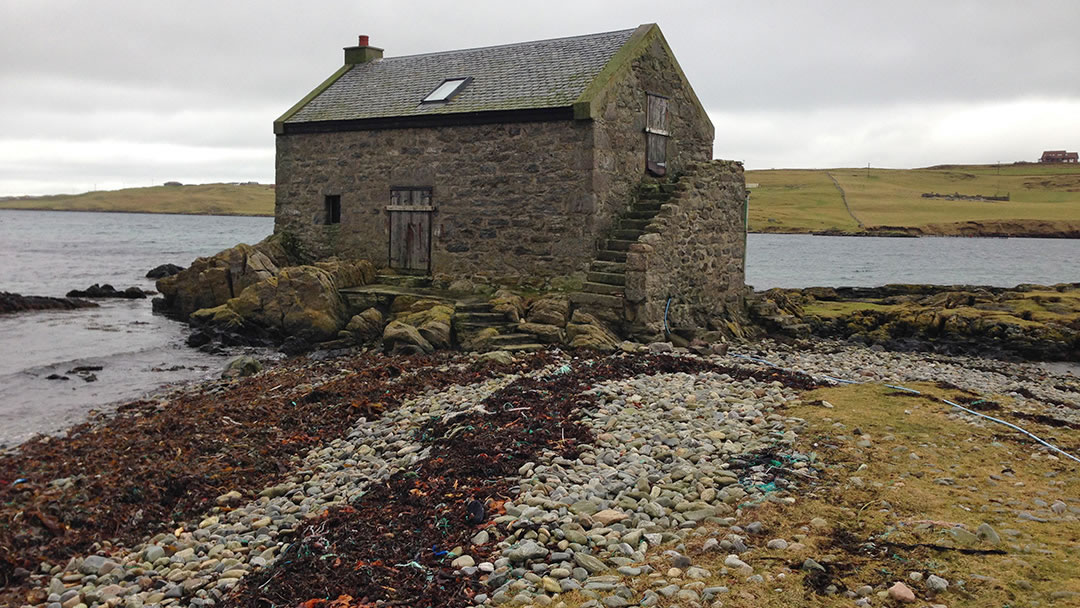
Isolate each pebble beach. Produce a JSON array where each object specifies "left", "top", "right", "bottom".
[{"left": 2, "top": 341, "right": 1077, "bottom": 608}]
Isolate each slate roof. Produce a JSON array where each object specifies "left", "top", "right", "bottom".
[{"left": 285, "top": 28, "right": 637, "bottom": 124}]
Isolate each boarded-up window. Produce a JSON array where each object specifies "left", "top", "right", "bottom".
[
  {"left": 646, "top": 93, "right": 669, "bottom": 176},
  {"left": 324, "top": 195, "right": 341, "bottom": 224},
  {"left": 387, "top": 188, "right": 433, "bottom": 273}
]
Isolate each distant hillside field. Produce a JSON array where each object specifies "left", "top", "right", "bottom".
[
  {"left": 746, "top": 164, "right": 1080, "bottom": 237},
  {"left": 0, "top": 183, "right": 275, "bottom": 216}
]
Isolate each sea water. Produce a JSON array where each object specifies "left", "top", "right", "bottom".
[
  {"left": 1, "top": 210, "right": 1077, "bottom": 445},
  {"left": 0, "top": 209, "right": 273, "bottom": 446}
]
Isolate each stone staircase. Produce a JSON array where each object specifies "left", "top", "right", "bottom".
[
  {"left": 571, "top": 181, "right": 678, "bottom": 322},
  {"left": 455, "top": 302, "right": 545, "bottom": 353}
]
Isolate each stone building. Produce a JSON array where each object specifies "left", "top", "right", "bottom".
[{"left": 274, "top": 24, "right": 746, "bottom": 332}]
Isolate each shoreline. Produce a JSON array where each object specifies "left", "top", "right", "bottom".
[
  {"left": 750, "top": 228, "right": 1080, "bottom": 239},
  {"left": 1, "top": 343, "right": 1076, "bottom": 606},
  {"left": 0, "top": 206, "right": 273, "bottom": 218}
]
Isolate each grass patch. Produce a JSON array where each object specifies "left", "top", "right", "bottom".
[
  {"left": 0, "top": 183, "right": 275, "bottom": 216},
  {"left": 640, "top": 383, "right": 1080, "bottom": 607},
  {"left": 747, "top": 164, "right": 1080, "bottom": 236}
]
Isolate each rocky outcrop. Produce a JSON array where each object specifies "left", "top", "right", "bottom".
[
  {"left": 343, "top": 308, "right": 385, "bottom": 343},
  {"left": 225, "top": 265, "right": 350, "bottom": 343},
  {"left": 145, "top": 264, "right": 184, "bottom": 279},
  {"left": 66, "top": 284, "right": 150, "bottom": 299},
  {"left": 389, "top": 299, "right": 455, "bottom": 350},
  {"left": 0, "top": 292, "right": 98, "bottom": 315},
  {"left": 753, "top": 283, "right": 1080, "bottom": 361},
  {"left": 526, "top": 295, "right": 569, "bottom": 327},
  {"left": 491, "top": 290, "right": 525, "bottom": 323},
  {"left": 188, "top": 258, "right": 376, "bottom": 347},
  {"left": 155, "top": 235, "right": 294, "bottom": 319},
  {"left": 566, "top": 310, "right": 620, "bottom": 352},
  {"left": 382, "top": 321, "right": 434, "bottom": 355}
]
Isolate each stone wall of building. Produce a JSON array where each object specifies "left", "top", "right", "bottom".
[
  {"left": 624, "top": 160, "right": 747, "bottom": 331},
  {"left": 590, "top": 36, "right": 716, "bottom": 234},
  {"left": 274, "top": 120, "right": 597, "bottom": 285}
]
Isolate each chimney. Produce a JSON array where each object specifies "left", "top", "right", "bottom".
[{"left": 344, "top": 34, "right": 383, "bottom": 64}]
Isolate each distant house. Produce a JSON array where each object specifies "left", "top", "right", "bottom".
[
  {"left": 1039, "top": 150, "right": 1079, "bottom": 163},
  {"left": 273, "top": 24, "right": 748, "bottom": 331}
]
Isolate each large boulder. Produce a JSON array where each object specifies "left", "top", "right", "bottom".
[
  {"left": 145, "top": 263, "right": 184, "bottom": 279},
  {"left": 226, "top": 265, "right": 348, "bottom": 342},
  {"left": 491, "top": 290, "right": 525, "bottom": 323},
  {"left": 314, "top": 258, "right": 375, "bottom": 290},
  {"left": 566, "top": 310, "right": 620, "bottom": 351},
  {"left": 394, "top": 300, "right": 455, "bottom": 350},
  {"left": 527, "top": 295, "right": 570, "bottom": 327},
  {"left": 382, "top": 321, "right": 434, "bottom": 355},
  {"left": 344, "top": 308, "right": 385, "bottom": 342},
  {"left": 157, "top": 241, "right": 281, "bottom": 318}
]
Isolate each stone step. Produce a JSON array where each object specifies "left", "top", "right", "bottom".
[
  {"left": 660, "top": 183, "right": 679, "bottom": 193},
  {"left": 631, "top": 202, "right": 663, "bottom": 213},
  {"left": 605, "top": 239, "right": 637, "bottom": 251},
  {"left": 597, "top": 250, "right": 628, "bottom": 263},
  {"left": 376, "top": 274, "right": 432, "bottom": 288},
  {"left": 458, "top": 321, "right": 517, "bottom": 332},
  {"left": 587, "top": 271, "right": 625, "bottom": 286},
  {"left": 457, "top": 312, "right": 505, "bottom": 322},
  {"left": 612, "top": 229, "right": 644, "bottom": 241},
  {"left": 639, "top": 191, "right": 669, "bottom": 201},
  {"left": 589, "top": 260, "right": 626, "bottom": 274},
  {"left": 619, "top": 218, "right": 651, "bottom": 230},
  {"left": 488, "top": 333, "right": 539, "bottom": 346},
  {"left": 499, "top": 343, "right": 545, "bottom": 353},
  {"left": 456, "top": 302, "right": 492, "bottom": 313},
  {"left": 570, "top": 291, "right": 624, "bottom": 310},
  {"left": 582, "top": 281, "right": 623, "bottom": 296},
  {"left": 626, "top": 210, "right": 660, "bottom": 220}
]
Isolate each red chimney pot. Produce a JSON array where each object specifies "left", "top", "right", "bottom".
[{"left": 358, "top": 35, "right": 370, "bottom": 46}]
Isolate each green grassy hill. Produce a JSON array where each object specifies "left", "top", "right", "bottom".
[
  {"left": 747, "top": 164, "right": 1080, "bottom": 237},
  {"left": 0, "top": 183, "right": 275, "bottom": 216}
]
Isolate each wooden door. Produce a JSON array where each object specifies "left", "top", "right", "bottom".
[
  {"left": 646, "top": 93, "right": 669, "bottom": 176},
  {"left": 388, "top": 188, "right": 433, "bottom": 273}
]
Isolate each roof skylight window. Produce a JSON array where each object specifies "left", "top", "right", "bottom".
[{"left": 422, "top": 78, "right": 470, "bottom": 103}]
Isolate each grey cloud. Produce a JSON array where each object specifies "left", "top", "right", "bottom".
[{"left": 1, "top": 0, "right": 1078, "bottom": 194}]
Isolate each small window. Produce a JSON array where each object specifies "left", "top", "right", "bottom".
[
  {"left": 324, "top": 195, "right": 341, "bottom": 225},
  {"left": 422, "top": 78, "right": 470, "bottom": 103}
]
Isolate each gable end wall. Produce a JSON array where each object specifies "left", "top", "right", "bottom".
[{"left": 590, "top": 36, "right": 716, "bottom": 229}]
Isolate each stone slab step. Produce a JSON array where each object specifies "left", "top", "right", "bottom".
[
  {"left": 612, "top": 229, "right": 644, "bottom": 241},
  {"left": 590, "top": 260, "right": 626, "bottom": 274},
  {"left": 499, "top": 343, "right": 545, "bottom": 353},
  {"left": 459, "top": 321, "right": 517, "bottom": 331},
  {"left": 626, "top": 210, "right": 660, "bottom": 221},
  {"left": 456, "top": 302, "right": 492, "bottom": 313},
  {"left": 632, "top": 202, "right": 663, "bottom": 212},
  {"left": 457, "top": 312, "right": 505, "bottom": 321},
  {"left": 570, "top": 291, "right": 624, "bottom": 310},
  {"left": 582, "top": 281, "right": 623, "bottom": 296},
  {"left": 597, "top": 250, "right": 628, "bottom": 263},
  {"left": 587, "top": 271, "right": 625, "bottom": 286},
  {"left": 488, "top": 333, "right": 539, "bottom": 346},
  {"left": 619, "top": 218, "right": 651, "bottom": 230},
  {"left": 639, "top": 191, "right": 669, "bottom": 201},
  {"left": 605, "top": 239, "right": 637, "bottom": 251},
  {"left": 376, "top": 274, "right": 432, "bottom": 288}
]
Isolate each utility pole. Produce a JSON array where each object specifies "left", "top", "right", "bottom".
[{"left": 866, "top": 162, "right": 870, "bottom": 178}]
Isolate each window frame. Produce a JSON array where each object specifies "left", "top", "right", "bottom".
[
  {"left": 324, "top": 194, "right": 341, "bottom": 225},
  {"left": 421, "top": 77, "right": 472, "bottom": 104}
]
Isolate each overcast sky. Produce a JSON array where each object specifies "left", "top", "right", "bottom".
[{"left": 2, "top": 0, "right": 1078, "bottom": 195}]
